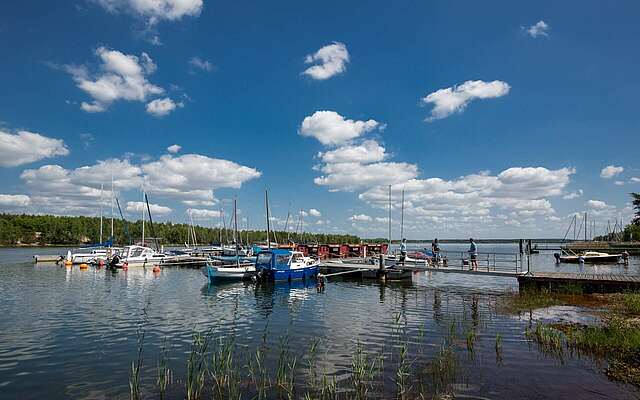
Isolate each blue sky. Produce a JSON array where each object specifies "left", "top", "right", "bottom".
[{"left": 0, "top": 0, "right": 639, "bottom": 239}]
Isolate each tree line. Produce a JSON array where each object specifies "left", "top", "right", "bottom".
[
  {"left": 594, "top": 193, "right": 640, "bottom": 242},
  {"left": 0, "top": 213, "right": 363, "bottom": 246}
]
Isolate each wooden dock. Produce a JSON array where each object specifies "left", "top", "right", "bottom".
[
  {"left": 518, "top": 272, "right": 640, "bottom": 293},
  {"left": 319, "top": 260, "right": 524, "bottom": 278},
  {"left": 320, "top": 258, "right": 640, "bottom": 293}
]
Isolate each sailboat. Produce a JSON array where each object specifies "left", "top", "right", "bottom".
[{"left": 202, "top": 197, "right": 256, "bottom": 282}]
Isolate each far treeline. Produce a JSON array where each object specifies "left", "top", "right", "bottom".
[
  {"left": 594, "top": 193, "right": 640, "bottom": 242},
  {"left": 0, "top": 213, "right": 363, "bottom": 246}
]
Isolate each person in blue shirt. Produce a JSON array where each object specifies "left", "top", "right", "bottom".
[
  {"left": 468, "top": 238, "right": 478, "bottom": 270},
  {"left": 400, "top": 238, "right": 407, "bottom": 264}
]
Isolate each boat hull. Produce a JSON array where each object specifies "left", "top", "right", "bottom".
[
  {"left": 262, "top": 265, "right": 319, "bottom": 282},
  {"left": 560, "top": 255, "right": 621, "bottom": 264},
  {"left": 203, "top": 265, "right": 255, "bottom": 281}
]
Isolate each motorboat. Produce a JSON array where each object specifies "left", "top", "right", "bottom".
[
  {"left": 115, "top": 245, "right": 168, "bottom": 267},
  {"left": 66, "top": 247, "right": 109, "bottom": 264},
  {"left": 559, "top": 251, "right": 622, "bottom": 264},
  {"left": 255, "top": 249, "right": 319, "bottom": 281}
]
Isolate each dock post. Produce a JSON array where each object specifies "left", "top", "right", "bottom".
[{"left": 378, "top": 254, "right": 385, "bottom": 281}]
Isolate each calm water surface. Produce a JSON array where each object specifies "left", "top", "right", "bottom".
[{"left": 1, "top": 245, "right": 639, "bottom": 399}]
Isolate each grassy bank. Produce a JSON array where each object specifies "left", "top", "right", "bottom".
[{"left": 503, "top": 290, "right": 640, "bottom": 386}]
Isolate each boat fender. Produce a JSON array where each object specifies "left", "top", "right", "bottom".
[
  {"left": 64, "top": 260, "right": 72, "bottom": 267},
  {"left": 79, "top": 263, "right": 88, "bottom": 269},
  {"left": 153, "top": 265, "right": 161, "bottom": 273},
  {"left": 123, "top": 262, "right": 129, "bottom": 271}
]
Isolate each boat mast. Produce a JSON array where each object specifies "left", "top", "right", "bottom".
[
  {"left": 584, "top": 211, "right": 588, "bottom": 241},
  {"left": 265, "top": 190, "right": 271, "bottom": 249},
  {"left": 234, "top": 197, "right": 239, "bottom": 267},
  {"left": 400, "top": 189, "right": 405, "bottom": 241},
  {"left": 99, "top": 183, "right": 103, "bottom": 244},
  {"left": 141, "top": 189, "right": 145, "bottom": 247},
  {"left": 284, "top": 211, "right": 291, "bottom": 243},
  {"left": 388, "top": 185, "right": 392, "bottom": 250},
  {"left": 110, "top": 173, "right": 114, "bottom": 240}
]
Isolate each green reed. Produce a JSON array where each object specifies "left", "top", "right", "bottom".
[
  {"left": 129, "top": 329, "right": 145, "bottom": 400},
  {"left": 157, "top": 337, "right": 172, "bottom": 400},
  {"left": 495, "top": 333, "right": 503, "bottom": 364},
  {"left": 186, "top": 330, "right": 211, "bottom": 400}
]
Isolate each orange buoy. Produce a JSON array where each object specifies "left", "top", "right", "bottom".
[
  {"left": 152, "top": 265, "right": 161, "bottom": 273},
  {"left": 64, "top": 260, "right": 73, "bottom": 267},
  {"left": 79, "top": 263, "right": 88, "bottom": 269}
]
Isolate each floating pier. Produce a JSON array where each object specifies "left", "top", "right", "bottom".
[{"left": 33, "top": 254, "right": 63, "bottom": 263}]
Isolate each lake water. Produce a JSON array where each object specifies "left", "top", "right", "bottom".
[{"left": 1, "top": 244, "right": 638, "bottom": 399}]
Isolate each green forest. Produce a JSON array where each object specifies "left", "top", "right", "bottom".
[{"left": 0, "top": 213, "right": 363, "bottom": 246}]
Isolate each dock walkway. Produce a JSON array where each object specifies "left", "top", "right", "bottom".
[
  {"left": 518, "top": 272, "right": 640, "bottom": 293},
  {"left": 320, "top": 258, "right": 640, "bottom": 293}
]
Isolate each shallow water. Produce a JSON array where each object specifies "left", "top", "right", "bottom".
[{"left": 0, "top": 245, "right": 639, "bottom": 399}]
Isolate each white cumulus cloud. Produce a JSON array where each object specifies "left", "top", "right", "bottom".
[
  {"left": 146, "top": 97, "right": 183, "bottom": 117},
  {"left": 600, "top": 165, "right": 624, "bottom": 179},
  {"left": 300, "top": 111, "right": 379, "bottom": 146},
  {"left": 525, "top": 21, "right": 550, "bottom": 38},
  {"left": 188, "top": 208, "right": 222, "bottom": 219},
  {"left": 562, "top": 189, "right": 583, "bottom": 200},
  {"left": 95, "top": 0, "right": 203, "bottom": 23},
  {"left": 0, "top": 130, "right": 69, "bottom": 167},
  {"left": 0, "top": 194, "right": 31, "bottom": 207},
  {"left": 349, "top": 214, "right": 372, "bottom": 222},
  {"left": 167, "top": 144, "right": 181, "bottom": 154},
  {"left": 422, "top": 80, "right": 510, "bottom": 121},
  {"left": 586, "top": 199, "right": 610, "bottom": 210},
  {"left": 189, "top": 56, "right": 214, "bottom": 72},
  {"left": 302, "top": 42, "right": 349, "bottom": 80},
  {"left": 318, "top": 140, "right": 386, "bottom": 164},
  {"left": 126, "top": 201, "right": 172, "bottom": 215},
  {"left": 67, "top": 47, "right": 165, "bottom": 113},
  {"left": 308, "top": 208, "right": 322, "bottom": 217}
]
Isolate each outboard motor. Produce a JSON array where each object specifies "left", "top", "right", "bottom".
[{"left": 553, "top": 253, "right": 561, "bottom": 264}]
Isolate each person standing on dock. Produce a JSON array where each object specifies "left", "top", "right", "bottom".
[
  {"left": 468, "top": 238, "right": 478, "bottom": 270},
  {"left": 400, "top": 238, "right": 407, "bottom": 264},
  {"left": 431, "top": 238, "right": 440, "bottom": 266}
]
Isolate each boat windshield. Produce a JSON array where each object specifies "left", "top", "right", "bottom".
[
  {"left": 291, "top": 254, "right": 303, "bottom": 263},
  {"left": 256, "top": 252, "right": 272, "bottom": 265},
  {"left": 276, "top": 255, "right": 290, "bottom": 265}
]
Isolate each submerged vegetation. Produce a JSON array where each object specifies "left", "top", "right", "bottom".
[{"left": 0, "top": 213, "right": 360, "bottom": 246}]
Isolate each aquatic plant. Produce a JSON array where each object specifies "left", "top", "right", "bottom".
[
  {"left": 156, "top": 337, "right": 172, "bottom": 400},
  {"left": 395, "top": 342, "right": 411, "bottom": 399},
  {"left": 465, "top": 329, "right": 476, "bottom": 356},
  {"left": 427, "top": 342, "right": 457, "bottom": 397},
  {"left": 186, "top": 330, "right": 210, "bottom": 400},
  {"left": 129, "top": 329, "right": 145, "bottom": 400},
  {"left": 210, "top": 335, "right": 236, "bottom": 399},
  {"left": 495, "top": 333, "right": 503, "bottom": 364},
  {"left": 247, "top": 345, "right": 270, "bottom": 400},
  {"left": 526, "top": 323, "right": 565, "bottom": 359}
]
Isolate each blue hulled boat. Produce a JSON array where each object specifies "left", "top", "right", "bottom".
[{"left": 255, "top": 249, "right": 319, "bottom": 282}]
